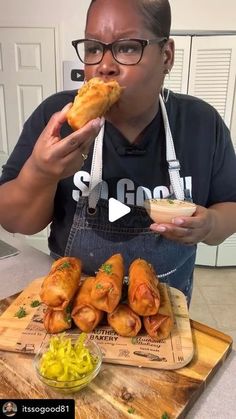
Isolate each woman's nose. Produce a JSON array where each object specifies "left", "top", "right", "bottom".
[{"left": 97, "top": 50, "right": 120, "bottom": 77}]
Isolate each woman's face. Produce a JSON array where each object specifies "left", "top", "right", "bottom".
[
  {"left": 84, "top": 0, "right": 174, "bottom": 121},
  {"left": 6, "top": 403, "right": 14, "bottom": 412}
]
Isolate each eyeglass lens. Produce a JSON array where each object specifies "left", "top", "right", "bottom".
[{"left": 76, "top": 40, "right": 144, "bottom": 65}]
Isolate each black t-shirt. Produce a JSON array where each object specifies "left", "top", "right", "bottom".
[{"left": 1, "top": 90, "right": 236, "bottom": 256}]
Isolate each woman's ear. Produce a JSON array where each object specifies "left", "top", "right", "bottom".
[{"left": 163, "top": 38, "right": 175, "bottom": 71}]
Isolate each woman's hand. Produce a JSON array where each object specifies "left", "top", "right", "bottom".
[
  {"left": 0, "top": 104, "right": 104, "bottom": 234},
  {"left": 29, "top": 103, "right": 103, "bottom": 181},
  {"left": 150, "top": 205, "right": 215, "bottom": 245}
]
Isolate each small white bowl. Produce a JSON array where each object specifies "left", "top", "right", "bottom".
[{"left": 144, "top": 198, "right": 196, "bottom": 224}]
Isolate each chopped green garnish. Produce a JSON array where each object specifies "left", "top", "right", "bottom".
[
  {"left": 96, "top": 283, "right": 103, "bottom": 289},
  {"left": 65, "top": 313, "right": 71, "bottom": 323},
  {"left": 65, "top": 305, "right": 72, "bottom": 323},
  {"left": 131, "top": 337, "right": 138, "bottom": 345},
  {"left": 162, "top": 412, "right": 169, "bottom": 419},
  {"left": 167, "top": 199, "right": 174, "bottom": 204},
  {"left": 101, "top": 263, "right": 112, "bottom": 274},
  {"left": 15, "top": 306, "right": 27, "bottom": 318},
  {"left": 58, "top": 262, "right": 71, "bottom": 270},
  {"left": 66, "top": 304, "right": 72, "bottom": 313},
  {"left": 127, "top": 407, "right": 135, "bottom": 414},
  {"left": 30, "top": 300, "right": 41, "bottom": 307}
]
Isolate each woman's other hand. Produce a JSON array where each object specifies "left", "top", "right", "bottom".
[{"left": 149, "top": 203, "right": 236, "bottom": 246}]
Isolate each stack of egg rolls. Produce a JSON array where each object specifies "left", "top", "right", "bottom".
[{"left": 39, "top": 254, "right": 174, "bottom": 341}]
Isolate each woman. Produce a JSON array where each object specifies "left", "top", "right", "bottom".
[
  {"left": 3, "top": 401, "right": 17, "bottom": 417},
  {"left": 0, "top": 0, "right": 236, "bottom": 303}
]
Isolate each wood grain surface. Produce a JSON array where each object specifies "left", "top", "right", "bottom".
[{"left": 0, "top": 287, "right": 233, "bottom": 418}]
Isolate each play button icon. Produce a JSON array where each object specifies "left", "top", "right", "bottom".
[{"left": 108, "top": 198, "right": 131, "bottom": 222}]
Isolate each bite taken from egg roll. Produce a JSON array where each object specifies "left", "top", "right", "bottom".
[
  {"left": 43, "top": 307, "right": 72, "bottom": 334},
  {"left": 128, "top": 259, "right": 160, "bottom": 316},
  {"left": 143, "top": 283, "right": 174, "bottom": 341},
  {"left": 71, "top": 277, "right": 104, "bottom": 333},
  {"left": 67, "top": 77, "right": 123, "bottom": 130},
  {"left": 90, "top": 253, "right": 125, "bottom": 313},
  {"left": 40, "top": 257, "right": 82, "bottom": 310},
  {"left": 107, "top": 304, "right": 142, "bottom": 337}
]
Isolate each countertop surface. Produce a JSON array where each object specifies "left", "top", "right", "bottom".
[
  {"left": 0, "top": 227, "right": 52, "bottom": 299},
  {"left": 0, "top": 226, "right": 235, "bottom": 418},
  {"left": 186, "top": 351, "right": 236, "bottom": 418}
]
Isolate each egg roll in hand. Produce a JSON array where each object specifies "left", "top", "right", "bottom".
[
  {"left": 67, "top": 77, "right": 122, "bottom": 130},
  {"left": 40, "top": 257, "right": 82, "bottom": 310},
  {"left": 43, "top": 307, "right": 71, "bottom": 333},
  {"left": 143, "top": 283, "right": 174, "bottom": 341},
  {"left": 71, "top": 277, "right": 104, "bottom": 332},
  {"left": 90, "top": 253, "right": 125, "bottom": 313},
  {"left": 128, "top": 258, "right": 160, "bottom": 316},
  {"left": 107, "top": 304, "right": 142, "bottom": 337}
]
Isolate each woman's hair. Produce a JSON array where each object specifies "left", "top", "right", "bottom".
[{"left": 86, "top": 0, "right": 171, "bottom": 38}]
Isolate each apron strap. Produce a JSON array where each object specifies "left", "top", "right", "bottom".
[
  {"left": 159, "top": 94, "right": 185, "bottom": 200},
  {"left": 88, "top": 124, "right": 105, "bottom": 210}
]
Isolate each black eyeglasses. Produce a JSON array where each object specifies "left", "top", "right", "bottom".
[{"left": 72, "top": 37, "right": 168, "bottom": 66}]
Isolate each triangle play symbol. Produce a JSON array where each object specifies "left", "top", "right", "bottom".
[{"left": 108, "top": 198, "right": 131, "bottom": 222}]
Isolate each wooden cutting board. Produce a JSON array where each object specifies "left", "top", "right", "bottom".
[
  {"left": 0, "top": 278, "right": 193, "bottom": 370},
  {"left": 0, "top": 284, "right": 233, "bottom": 418}
]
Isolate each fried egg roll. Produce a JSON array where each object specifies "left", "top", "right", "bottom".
[
  {"left": 143, "top": 283, "right": 174, "bottom": 341},
  {"left": 67, "top": 77, "right": 122, "bottom": 130},
  {"left": 128, "top": 259, "right": 160, "bottom": 316},
  {"left": 107, "top": 304, "right": 142, "bottom": 337},
  {"left": 43, "top": 307, "right": 71, "bottom": 334},
  {"left": 40, "top": 257, "right": 82, "bottom": 310},
  {"left": 71, "top": 277, "right": 104, "bottom": 332},
  {"left": 90, "top": 253, "right": 125, "bottom": 313}
]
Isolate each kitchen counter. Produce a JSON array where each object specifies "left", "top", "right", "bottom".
[
  {"left": 0, "top": 227, "right": 52, "bottom": 299},
  {"left": 0, "top": 226, "right": 235, "bottom": 418},
  {"left": 187, "top": 351, "right": 236, "bottom": 418}
]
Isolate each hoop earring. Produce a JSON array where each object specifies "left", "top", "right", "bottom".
[{"left": 162, "top": 69, "right": 170, "bottom": 103}]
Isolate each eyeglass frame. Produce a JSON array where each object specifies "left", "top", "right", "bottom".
[{"left": 71, "top": 37, "right": 168, "bottom": 66}]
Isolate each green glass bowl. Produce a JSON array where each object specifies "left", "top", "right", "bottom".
[{"left": 34, "top": 338, "right": 102, "bottom": 393}]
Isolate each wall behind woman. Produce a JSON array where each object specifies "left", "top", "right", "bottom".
[
  {"left": 1, "top": 0, "right": 236, "bottom": 61},
  {"left": 0, "top": 0, "right": 235, "bottom": 60},
  {"left": 169, "top": 0, "right": 236, "bottom": 31}
]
